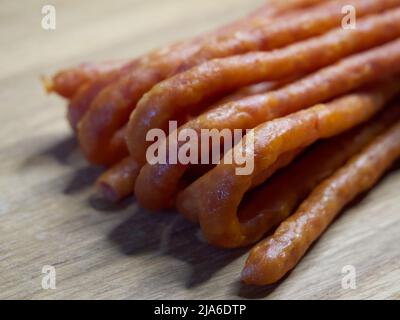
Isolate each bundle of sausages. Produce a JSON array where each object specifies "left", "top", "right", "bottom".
[{"left": 45, "top": 0, "right": 400, "bottom": 286}]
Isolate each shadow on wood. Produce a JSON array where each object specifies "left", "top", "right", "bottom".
[{"left": 108, "top": 209, "right": 248, "bottom": 289}]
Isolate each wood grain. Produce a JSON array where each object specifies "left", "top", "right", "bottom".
[{"left": 0, "top": 0, "right": 399, "bottom": 300}]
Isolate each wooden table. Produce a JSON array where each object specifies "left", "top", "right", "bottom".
[{"left": 0, "top": 0, "right": 399, "bottom": 300}]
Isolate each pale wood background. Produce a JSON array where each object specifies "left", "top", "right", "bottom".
[{"left": 0, "top": 0, "right": 399, "bottom": 300}]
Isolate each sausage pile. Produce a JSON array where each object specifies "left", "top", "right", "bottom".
[{"left": 45, "top": 0, "right": 400, "bottom": 286}]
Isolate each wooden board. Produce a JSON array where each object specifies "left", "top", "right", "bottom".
[{"left": 0, "top": 0, "right": 399, "bottom": 300}]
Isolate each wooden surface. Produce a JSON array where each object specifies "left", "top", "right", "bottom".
[{"left": 0, "top": 0, "right": 399, "bottom": 300}]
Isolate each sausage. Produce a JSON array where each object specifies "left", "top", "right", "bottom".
[
  {"left": 242, "top": 118, "right": 400, "bottom": 285},
  {"left": 81, "top": 0, "right": 399, "bottom": 165},
  {"left": 134, "top": 39, "right": 400, "bottom": 211},
  {"left": 175, "top": 80, "right": 400, "bottom": 248},
  {"left": 67, "top": 0, "right": 320, "bottom": 132},
  {"left": 44, "top": 60, "right": 128, "bottom": 99}
]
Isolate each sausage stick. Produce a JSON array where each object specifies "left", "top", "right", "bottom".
[
  {"left": 176, "top": 81, "right": 400, "bottom": 248},
  {"left": 81, "top": 0, "right": 398, "bottom": 165},
  {"left": 127, "top": 11, "right": 400, "bottom": 166},
  {"left": 96, "top": 157, "right": 141, "bottom": 203},
  {"left": 242, "top": 119, "right": 400, "bottom": 285},
  {"left": 135, "top": 39, "right": 400, "bottom": 211},
  {"left": 237, "top": 104, "right": 400, "bottom": 242},
  {"left": 51, "top": 0, "right": 324, "bottom": 99},
  {"left": 95, "top": 80, "right": 285, "bottom": 202},
  {"left": 68, "top": 0, "right": 323, "bottom": 131}
]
